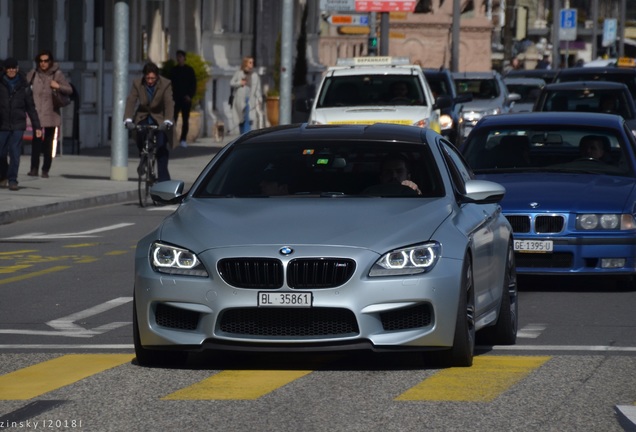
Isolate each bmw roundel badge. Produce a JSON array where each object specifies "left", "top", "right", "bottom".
[{"left": 279, "top": 246, "right": 293, "bottom": 256}]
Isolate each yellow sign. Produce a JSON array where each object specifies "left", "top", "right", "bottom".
[{"left": 617, "top": 57, "right": 636, "bottom": 68}]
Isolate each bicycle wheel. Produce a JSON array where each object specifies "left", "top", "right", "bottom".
[{"left": 138, "top": 154, "right": 155, "bottom": 207}]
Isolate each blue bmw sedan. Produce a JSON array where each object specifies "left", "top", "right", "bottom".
[{"left": 461, "top": 112, "right": 636, "bottom": 280}]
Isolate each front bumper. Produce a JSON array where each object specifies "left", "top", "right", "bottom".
[{"left": 134, "top": 244, "right": 464, "bottom": 352}]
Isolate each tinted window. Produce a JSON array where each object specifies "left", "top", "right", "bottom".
[
  {"left": 455, "top": 78, "right": 500, "bottom": 100},
  {"left": 196, "top": 141, "right": 445, "bottom": 198}
]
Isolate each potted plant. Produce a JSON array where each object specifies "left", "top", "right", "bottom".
[{"left": 161, "top": 52, "right": 211, "bottom": 142}]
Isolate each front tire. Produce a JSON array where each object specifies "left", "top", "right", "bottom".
[
  {"left": 479, "top": 239, "right": 518, "bottom": 345},
  {"left": 428, "top": 254, "right": 475, "bottom": 367}
]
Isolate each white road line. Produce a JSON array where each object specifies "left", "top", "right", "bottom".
[
  {"left": 517, "top": 323, "right": 547, "bottom": 339},
  {"left": 3, "top": 223, "right": 135, "bottom": 240},
  {"left": 147, "top": 205, "right": 179, "bottom": 211}
]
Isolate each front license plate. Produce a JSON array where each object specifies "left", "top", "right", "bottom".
[
  {"left": 258, "top": 292, "right": 313, "bottom": 307},
  {"left": 514, "top": 240, "right": 553, "bottom": 253}
]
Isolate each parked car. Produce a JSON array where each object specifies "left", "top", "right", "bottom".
[
  {"left": 422, "top": 68, "right": 472, "bottom": 145},
  {"left": 503, "top": 68, "right": 559, "bottom": 83},
  {"left": 555, "top": 66, "right": 636, "bottom": 100},
  {"left": 308, "top": 57, "right": 449, "bottom": 133},
  {"left": 461, "top": 112, "right": 636, "bottom": 282},
  {"left": 533, "top": 81, "right": 636, "bottom": 134},
  {"left": 503, "top": 77, "right": 545, "bottom": 112},
  {"left": 452, "top": 71, "right": 520, "bottom": 138},
  {"left": 134, "top": 123, "right": 517, "bottom": 368}
]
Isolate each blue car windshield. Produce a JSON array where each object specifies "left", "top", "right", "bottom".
[
  {"left": 196, "top": 141, "right": 445, "bottom": 198},
  {"left": 463, "top": 127, "right": 635, "bottom": 177}
]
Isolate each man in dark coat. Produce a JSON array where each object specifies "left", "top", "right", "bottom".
[
  {"left": 0, "top": 58, "right": 42, "bottom": 190},
  {"left": 171, "top": 50, "right": 197, "bottom": 148}
]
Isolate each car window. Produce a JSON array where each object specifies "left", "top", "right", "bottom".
[
  {"left": 195, "top": 141, "right": 446, "bottom": 198},
  {"left": 539, "top": 89, "right": 634, "bottom": 118},
  {"left": 455, "top": 78, "right": 500, "bottom": 100},
  {"left": 505, "top": 83, "right": 543, "bottom": 104},
  {"left": 440, "top": 140, "right": 474, "bottom": 195},
  {"left": 425, "top": 75, "right": 450, "bottom": 98},
  {"left": 462, "top": 127, "right": 634, "bottom": 177},
  {"left": 316, "top": 75, "right": 428, "bottom": 108}
]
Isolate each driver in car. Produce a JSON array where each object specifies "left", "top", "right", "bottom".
[{"left": 579, "top": 135, "right": 608, "bottom": 161}]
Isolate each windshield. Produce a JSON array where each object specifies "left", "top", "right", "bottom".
[
  {"left": 455, "top": 78, "right": 500, "bottom": 100},
  {"left": 463, "top": 127, "right": 635, "bottom": 177},
  {"left": 195, "top": 141, "right": 445, "bottom": 198},
  {"left": 316, "top": 75, "right": 427, "bottom": 108},
  {"left": 539, "top": 89, "right": 634, "bottom": 118}
]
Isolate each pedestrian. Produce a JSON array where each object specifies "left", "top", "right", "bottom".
[
  {"left": 26, "top": 49, "right": 72, "bottom": 178},
  {"left": 230, "top": 56, "right": 263, "bottom": 134},
  {"left": 504, "top": 57, "right": 523, "bottom": 74},
  {"left": 535, "top": 54, "right": 551, "bottom": 70},
  {"left": 0, "top": 58, "right": 42, "bottom": 191},
  {"left": 124, "top": 62, "right": 174, "bottom": 182},
  {"left": 171, "top": 50, "right": 197, "bottom": 148}
]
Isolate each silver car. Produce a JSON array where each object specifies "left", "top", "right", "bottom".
[
  {"left": 453, "top": 71, "right": 520, "bottom": 137},
  {"left": 133, "top": 123, "right": 517, "bottom": 368}
]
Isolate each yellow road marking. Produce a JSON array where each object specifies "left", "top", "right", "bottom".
[
  {"left": 0, "top": 354, "right": 133, "bottom": 400},
  {"left": 0, "top": 266, "right": 70, "bottom": 285},
  {"left": 0, "top": 265, "right": 33, "bottom": 274},
  {"left": 163, "top": 370, "right": 313, "bottom": 400},
  {"left": 63, "top": 243, "right": 99, "bottom": 248},
  {"left": 396, "top": 356, "right": 551, "bottom": 402},
  {"left": 105, "top": 250, "right": 128, "bottom": 256},
  {"left": 0, "top": 250, "right": 38, "bottom": 256}
]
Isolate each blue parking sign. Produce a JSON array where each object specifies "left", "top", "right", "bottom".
[{"left": 559, "top": 8, "right": 577, "bottom": 41}]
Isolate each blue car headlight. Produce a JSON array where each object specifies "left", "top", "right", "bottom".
[
  {"left": 150, "top": 242, "right": 208, "bottom": 277},
  {"left": 576, "top": 214, "right": 636, "bottom": 231},
  {"left": 369, "top": 242, "right": 441, "bottom": 276}
]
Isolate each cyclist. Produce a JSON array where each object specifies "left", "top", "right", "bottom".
[{"left": 124, "top": 62, "right": 174, "bottom": 182}]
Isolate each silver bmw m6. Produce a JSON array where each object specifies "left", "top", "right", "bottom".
[{"left": 133, "top": 123, "right": 516, "bottom": 368}]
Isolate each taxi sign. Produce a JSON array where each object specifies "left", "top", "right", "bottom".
[
  {"left": 617, "top": 57, "right": 636, "bottom": 68},
  {"left": 335, "top": 56, "right": 411, "bottom": 66}
]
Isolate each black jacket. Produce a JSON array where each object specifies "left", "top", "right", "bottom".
[
  {"left": 0, "top": 71, "right": 41, "bottom": 131},
  {"left": 171, "top": 64, "right": 196, "bottom": 102}
]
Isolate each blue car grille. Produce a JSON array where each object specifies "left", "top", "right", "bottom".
[
  {"left": 505, "top": 215, "right": 564, "bottom": 234},
  {"left": 218, "top": 258, "right": 356, "bottom": 289},
  {"left": 218, "top": 308, "right": 359, "bottom": 337}
]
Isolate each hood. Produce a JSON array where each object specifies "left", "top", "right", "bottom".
[
  {"left": 477, "top": 172, "right": 636, "bottom": 213},
  {"left": 462, "top": 98, "right": 504, "bottom": 113},
  {"left": 312, "top": 106, "right": 432, "bottom": 126},
  {"left": 157, "top": 198, "right": 452, "bottom": 254}
]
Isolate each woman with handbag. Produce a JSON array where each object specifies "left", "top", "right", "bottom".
[{"left": 26, "top": 49, "right": 72, "bottom": 178}]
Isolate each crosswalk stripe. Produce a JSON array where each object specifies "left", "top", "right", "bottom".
[
  {"left": 395, "top": 355, "right": 551, "bottom": 402},
  {"left": 162, "top": 370, "right": 313, "bottom": 400},
  {"left": 0, "top": 354, "right": 133, "bottom": 400}
]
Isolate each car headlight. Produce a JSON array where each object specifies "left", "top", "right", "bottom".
[
  {"left": 150, "top": 242, "right": 208, "bottom": 277},
  {"left": 369, "top": 242, "right": 441, "bottom": 276},
  {"left": 462, "top": 111, "right": 481, "bottom": 122},
  {"left": 439, "top": 114, "right": 453, "bottom": 130},
  {"left": 576, "top": 214, "right": 636, "bottom": 231},
  {"left": 413, "top": 119, "right": 429, "bottom": 128}
]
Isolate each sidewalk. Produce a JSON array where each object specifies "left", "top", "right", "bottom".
[{"left": 0, "top": 135, "right": 233, "bottom": 226}]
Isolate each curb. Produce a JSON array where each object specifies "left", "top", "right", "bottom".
[
  {"left": 0, "top": 190, "right": 138, "bottom": 226},
  {"left": 616, "top": 405, "right": 636, "bottom": 431}
]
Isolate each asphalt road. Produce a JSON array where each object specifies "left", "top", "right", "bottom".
[{"left": 1, "top": 203, "right": 635, "bottom": 431}]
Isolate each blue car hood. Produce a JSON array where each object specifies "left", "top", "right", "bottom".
[
  {"left": 477, "top": 172, "right": 636, "bottom": 213},
  {"left": 157, "top": 198, "right": 453, "bottom": 254}
]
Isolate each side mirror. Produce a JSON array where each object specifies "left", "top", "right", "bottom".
[{"left": 434, "top": 95, "right": 452, "bottom": 110}]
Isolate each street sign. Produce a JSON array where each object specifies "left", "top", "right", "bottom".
[
  {"left": 602, "top": 18, "right": 617, "bottom": 47},
  {"left": 326, "top": 14, "right": 369, "bottom": 26},
  {"left": 559, "top": 8, "right": 577, "bottom": 42},
  {"left": 320, "top": 0, "right": 355, "bottom": 11},
  {"left": 355, "top": 0, "right": 417, "bottom": 12}
]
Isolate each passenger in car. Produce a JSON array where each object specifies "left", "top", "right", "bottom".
[{"left": 579, "top": 135, "right": 611, "bottom": 162}]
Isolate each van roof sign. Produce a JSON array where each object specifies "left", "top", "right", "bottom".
[{"left": 335, "top": 56, "right": 411, "bottom": 67}]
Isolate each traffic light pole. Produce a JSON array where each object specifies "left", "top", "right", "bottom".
[
  {"left": 368, "top": 12, "right": 377, "bottom": 56},
  {"left": 380, "top": 12, "right": 389, "bottom": 56}
]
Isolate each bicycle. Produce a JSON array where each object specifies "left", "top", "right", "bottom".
[{"left": 135, "top": 124, "right": 160, "bottom": 207}]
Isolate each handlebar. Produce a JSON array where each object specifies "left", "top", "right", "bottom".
[{"left": 126, "top": 122, "right": 172, "bottom": 131}]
